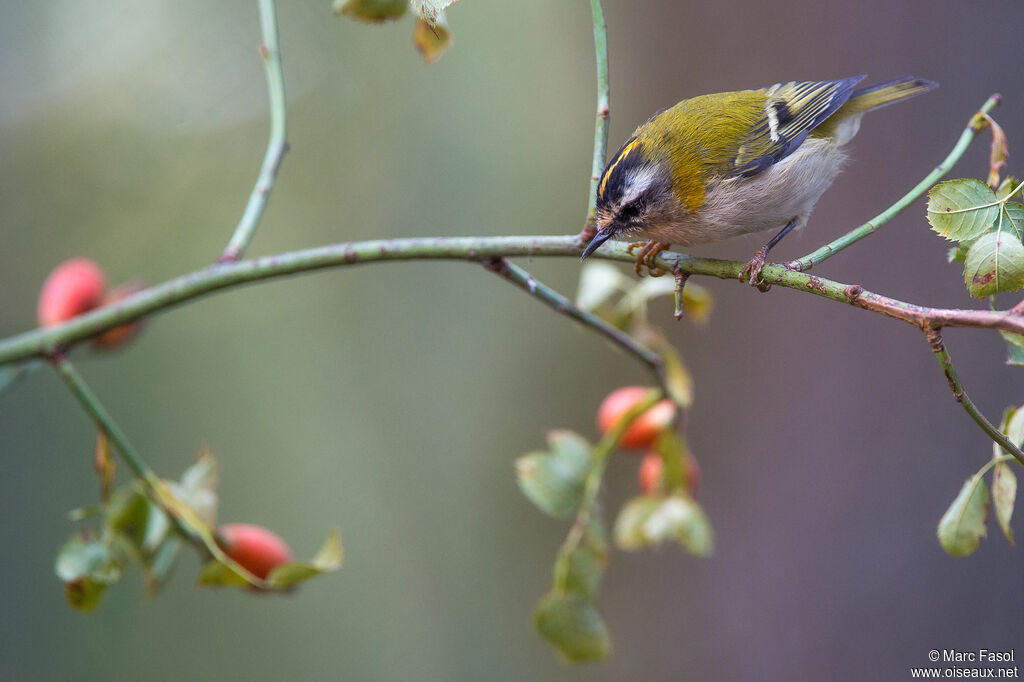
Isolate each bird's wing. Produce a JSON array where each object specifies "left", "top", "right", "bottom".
[{"left": 727, "top": 76, "right": 865, "bottom": 178}]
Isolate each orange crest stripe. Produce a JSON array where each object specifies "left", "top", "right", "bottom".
[{"left": 598, "top": 139, "right": 641, "bottom": 198}]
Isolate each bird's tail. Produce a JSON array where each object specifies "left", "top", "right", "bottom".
[{"left": 844, "top": 77, "right": 938, "bottom": 115}]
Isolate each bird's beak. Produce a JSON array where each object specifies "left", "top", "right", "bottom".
[{"left": 581, "top": 225, "right": 617, "bottom": 260}]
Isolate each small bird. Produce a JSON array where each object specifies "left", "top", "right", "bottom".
[{"left": 581, "top": 76, "right": 937, "bottom": 283}]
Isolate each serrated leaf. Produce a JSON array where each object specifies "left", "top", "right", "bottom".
[
  {"left": 948, "top": 236, "right": 979, "bottom": 264},
  {"left": 412, "top": 15, "right": 452, "bottom": 64},
  {"left": 333, "top": 0, "right": 407, "bottom": 22},
  {"left": 937, "top": 474, "right": 990, "bottom": 556},
  {"left": 992, "top": 461, "right": 1016, "bottom": 545},
  {"left": 927, "top": 179, "right": 999, "bottom": 241},
  {"left": 576, "top": 262, "right": 628, "bottom": 311},
  {"left": 534, "top": 592, "right": 610, "bottom": 662},
  {"left": 999, "top": 331, "right": 1024, "bottom": 366},
  {"left": 962, "top": 230, "right": 1024, "bottom": 298},
  {"left": 516, "top": 431, "right": 592, "bottom": 518},
  {"left": 1002, "top": 203, "right": 1024, "bottom": 242}
]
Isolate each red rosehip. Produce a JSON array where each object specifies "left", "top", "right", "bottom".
[
  {"left": 597, "top": 386, "right": 675, "bottom": 451},
  {"left": 219, "top": 523, "right": 293, "bottom": 580},
  {"left": 638, "top": 453, "right": 663, "bottom": 495},
  {"left": 37, "top": 258, "right": 106, "bottom": 327},
  {"left": 93, "top": 281, "right": 145, "bottom": 349}
]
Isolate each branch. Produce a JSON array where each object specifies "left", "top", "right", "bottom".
[
  {"left": 579, "top": 0, "right": 609, "bottom": 243},
  {"left": 483, "top": 258, "right": 667, "bottom": 394},
  {"left": 923, "top": 327, "right": 1024, "bottom": 466},
  {"left": 7, "top": 237, "right": 1024, "bottom": 366},
  {"left": 220, "top": 0, "right": 289, "bottom": 263},
  {"left": 50, "top": 356, "right": 203, "bottom": 542},
  {"left": 786, "top": 94, "right": 1002, "bottom": 272}
]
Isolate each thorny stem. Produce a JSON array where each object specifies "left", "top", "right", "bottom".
[
  {"left": 6, "top": 237, "right": 1024, "bottom": 367},
  {"left": 220, "top": 0, "right": 288, "bottom": 263},
  {"left": 483, "top": 257, "right": 667, "bottom": 396},
  {"left": 924, "top": 327, "right": 1024, "bottom": 466},
  {"left": 786, "top": 94, "right": 1003, "bottom": 272},
  {"left": 579, "top": 0, "right": 610, "bottom": 244}
]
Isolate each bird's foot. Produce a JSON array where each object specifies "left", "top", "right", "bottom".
[
  {"left": 739, "top": 246, "right": 772, "bottom": 292},
  {"left": 626, "top": 240, "right": 670, "bottom": 277}
]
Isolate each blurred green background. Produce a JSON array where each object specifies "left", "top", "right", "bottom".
[{"left": 2, "top": 1, "right": 1024, "bottom": 679}]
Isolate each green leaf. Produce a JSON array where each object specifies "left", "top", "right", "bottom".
[
  {"left": 1000, "top": 405, "right": 1024, "bottom": 448},
  {"left": 613, "top": 495, "right": 662, "bottom": 551},
  {"left": 937, "top": 473, "right": 990, "bottom": 556},
  {"left": 516, "top": 431, "right": 593, "bottom": 519},
  {"left": 991, "top": 461, "right": 1016, "bottom": 545},
  {"left": 55, "top": 533, "right": 122, "bottom": 611},
  {"left": 563, "top": 518, "right": 608, "bottom": 600},
  {"left": 412, "top": 15, "right": 452, "bottom": 63},
  {"left": 999, "top": 331, "right": 1024, "bottom": 366},
  {"left": 332, "top": 0, "right": 407, "bottom": 22},
  {"left": 106, "top": 485, "right": 170, "bottom": 556},
  {"left": 995, "top": 176, "right": 1020, "bottom": 201},
  {"left": 947, "top": 236, "right": 979, "bottom": 264},
  {"left": 534, "top": 592, "right": 610, "bottom": 662},
  {"left": 614, "top": 493, "right": 713, "bottom": 556},
  {"left": 1002, "top": 202, "right": 1024, "bottom": 242},
  {"left": 196, "top": 559, "right": 250, "bottom": 588},
  {"left": 654, "top": 430, "right": 687, "bottom": 491},
  {"left": 962, "top": 230, "right": 1024, "bottom": 298},
  {"left": 144, "top": 536, "right": 182, "bottom": 595},
  {"left": 266, "top": 527, "right": 344, "bottom": 590},
  {"left": 927, "top": 179, "right": 999, "bottom": 241}
]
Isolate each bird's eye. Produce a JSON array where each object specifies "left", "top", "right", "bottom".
[{"left": 617, "top": 201, "right": 643, "bottom": 223}]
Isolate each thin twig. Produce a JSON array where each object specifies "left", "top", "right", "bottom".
[
  {"left": 7, "top": 237, "right": 1024, "bottom": 365},
  {"left": 786, "top": 94, "right": 1002, "bottom": 272},
  {"left": 483, "top": 258, "right": 667, "bottom": 393},
  {"left": 923, "top": 327, "right": 1024, "bottom": 466},
  {"left": 50, "top": 356, "right": 202, "bottom": 541},
  {"left": 579, "top": 0, "right": 609, "bottom": 244},
  {"left": 220, "top": 0, "right": 289, "bottom": 263}
]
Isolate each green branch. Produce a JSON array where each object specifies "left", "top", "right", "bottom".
[
  {"left": 220, "top": 0, "right": 289, "bottom": 263},
  {"left": 580, "top": 0, "right": 610, "bottom": 242},
  {"left": 924, "top": 327, "right": 1024, "bottom": 466},
  {"left": 786, "top": 94, "right": 1002, "bottom": 272},
  {"left": 483, "top": 258, "right": 666, "bottom": 393},
  {"left": 6, "top": 237, "right": 1024, "bottom": 366}
]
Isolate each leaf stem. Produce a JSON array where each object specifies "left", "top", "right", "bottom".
[
  {"left": 923, "top": 327, "right": 1024, "bottom": 466},
  {"left": 220, "top": 0, "right": 289, "bottom": 263},
  {"left": 580, "top": 0, "right": 609, "bottom": 243},
  {"left": 787, "top": 94, "right": 1002, "bottom": 272}
]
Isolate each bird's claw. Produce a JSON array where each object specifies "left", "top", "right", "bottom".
[
  {"left": 739, "top": 246, "right": 772, "bottom": 292},
  {"left": 627, "top": 241, "right": 670, "bottom": 277}
]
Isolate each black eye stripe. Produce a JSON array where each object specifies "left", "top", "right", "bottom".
[{"left": 617, "top": 201, "right": 642, "bottom": 221}]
